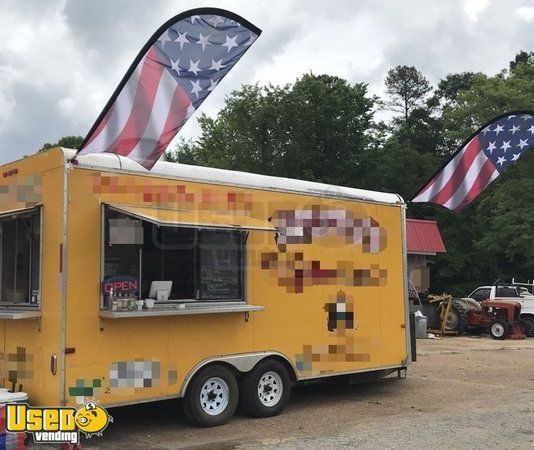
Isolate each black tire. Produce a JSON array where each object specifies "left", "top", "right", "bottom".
[
  {"left": 439, "top": 300, "right": 469, "bottom": 333},
  {"left": 521, "top": 317, "right": 534, "bottom": 337},
  {"left": 239, "top": 359, "right": 291, "bottom": 418},
  {"left": 489, "top": 320, "right": 510, "bottom": 340},
  {"left": 182, "top": 365, "right": 238, "bottom": 427}
]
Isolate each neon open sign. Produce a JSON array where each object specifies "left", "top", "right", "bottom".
[{"left": 102, "top": 276, "right": 138, "bottom": 295}]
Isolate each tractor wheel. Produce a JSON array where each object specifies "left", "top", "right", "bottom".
[
  {"left": 489, "top": 320, "right": 510, "bottom": 340},
  {"left": 521, "top": 317, "right": 534, "bottom": 337},
  {"left": 439, "top": 300, "right": 469, "bottom": 333}
]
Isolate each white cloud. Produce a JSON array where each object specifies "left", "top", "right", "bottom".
[
  {"left": 0, "top": 64, "right": 20, "bottom": 122},
  {"left": 461, "top": 0, "right": 490, "bottom": 21},
  {"left": 515, "top": 6, "right": 534, "bottom": 22}
]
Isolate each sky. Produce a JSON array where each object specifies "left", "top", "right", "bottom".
[{"left": 0, "top": 0, "right": 533, "bottom": 164}]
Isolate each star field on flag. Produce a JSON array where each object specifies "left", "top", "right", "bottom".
[
  {"left": 78, "top": 8, "right": 261, "bottom": 169},
  {"left": 412, "top": 112, "right": 534, "bottom": 211}
]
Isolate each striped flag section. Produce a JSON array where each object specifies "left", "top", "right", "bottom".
[
  {"left": 77, "top": 8, "right": 261, "bottom": 170},
  {"left": 412, "top": 111, "right": 534, "bottom": 211}
]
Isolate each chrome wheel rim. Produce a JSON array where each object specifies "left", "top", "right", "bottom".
[
  {"left": 492, "top": 323, "right": 505, "bottom": 337},
  {"left": 200, "top": 377, "right": 229, "bottom": 416},
  {"left": 257, "top": 371, "right": 283, "bottom": 407}
]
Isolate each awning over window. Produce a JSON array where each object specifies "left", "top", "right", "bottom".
[
  {"left": 0, "top": 205, "right": 41, "bottom": 219},
  {"left": 106, "top": 204, "right": 276, "bottom": 232}
]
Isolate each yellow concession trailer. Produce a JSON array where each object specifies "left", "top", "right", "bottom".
[{"left": 0, "top": 147, "right": 412, "bottom": 426}]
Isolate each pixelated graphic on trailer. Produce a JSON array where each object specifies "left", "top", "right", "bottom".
[
  {"left": 271, "top": 206, "right": 387, "bottom": 252},
  {"left": 261, "top": 252, "right": 387, "bottom": 293},
  {"left": 92, "top": 174, "right": 253, "bottom": 214},
  {"left": 69, "top": 379, "right": 103, "bottom": 405},
  {"left": 2, "top": 347, "right": 34, "bottom": 384},
  {"left": 296, "top": 291, "right": 372, "bottom": 376},
  {"left": 0, "top": 174, "right": 42, "bottom": 208},
  {"left": 110, "top": 360, "right": 161, "bottom": 389}
]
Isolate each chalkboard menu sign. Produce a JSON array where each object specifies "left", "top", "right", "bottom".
[{"left": 199, "top": 230, "right": 242, "bottom": 300}]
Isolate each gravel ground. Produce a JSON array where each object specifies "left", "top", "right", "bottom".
[{"left": 49, "top": 337, "right": 534, "bottom": 449}]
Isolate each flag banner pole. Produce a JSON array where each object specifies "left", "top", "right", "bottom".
[
  {"left": 77, "top": 8, "right": 261, "bottom": 170},
  {"left": 411, "top": 110, "right": 534, "bottom": 211}
]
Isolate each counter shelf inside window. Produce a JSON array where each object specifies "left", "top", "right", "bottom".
[
  {"left": 101, "top": 280, "right": 265, "bottom": 317},
  {"left": 99, "top": 302, "right": 265, "bottom": 319},
  {"left": 100, "top": 205, "right": 266, "bottom": 318}
]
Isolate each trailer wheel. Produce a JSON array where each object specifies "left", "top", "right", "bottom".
[
  {"left": 521, "top": 317, "right": 534, "bottom": 337},
  {"left": 240, "top": 359, "right": 291, "bottom": 418},
  {"left": 182, "top": 365, "right": 238, "bottom": 427},
  {"left": 489, "top": 320, "right": 509, "bottom": 340}
]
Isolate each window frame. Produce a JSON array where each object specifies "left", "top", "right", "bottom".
[
  {"left": 495, "top": 286, "right": 520, "bottom": 298},
  {"left": 469, "top": 288, "right": 490, "bottom": 302},
  {"left": 100, "top": 206, "right": 247, "bottom": 309},
  {"left": 0, "top": 206, "right": 43, "bottom": 308}
]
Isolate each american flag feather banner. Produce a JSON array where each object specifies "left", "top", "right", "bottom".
[
  {"left": 411, "top": 111, "right": 534, "bottom": 211},
  {"left": 77, "top": 8, "right": 261, "bottom": 169}
]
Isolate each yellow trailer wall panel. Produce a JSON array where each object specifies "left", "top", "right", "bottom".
[
  {"left": 0, "top": 149, "right": 66, "bottom": 405},
  {"left": 63, "top": 164, "right": 407, "bottom": 407}
]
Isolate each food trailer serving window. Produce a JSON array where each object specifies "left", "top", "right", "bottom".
[
  {"left": 102, "top": 204, "right": 274, "bottom": 308},
  {"left": 0, "top": 207, "right": 41, "bottom": 306}
]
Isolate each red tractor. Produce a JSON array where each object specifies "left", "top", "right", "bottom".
[
  {"left": 467, "top": 300, "right": 525, "bottom": 340},
  {"left": 421, "top": 295, "right": 526, "bottom": 339}
]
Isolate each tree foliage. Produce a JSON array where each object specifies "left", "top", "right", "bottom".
[
  {"left": 434, "top": 72, "right": 479, "bottom": 108},
  {"left": 384, "top": 65, "right": 432, "bottom": 123},
  {"left": 168, "top": 74, "right": 375, "bottom": 187},
  {"left": 509, "top": 50, "right": 534, "bottom": 70},
  {"left": 39, "top": 135, "right": 84, "bottom": 152}
]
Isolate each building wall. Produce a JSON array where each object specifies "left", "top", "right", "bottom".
[{"left": 408, "top": 254, "right": 430, "bottom": 293}]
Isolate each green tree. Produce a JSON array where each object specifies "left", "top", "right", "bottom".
[
  {"left": 509, "top": 50, "right": 534, "bottom": 70},
  {"left": 361, "top": 133, "right": 441, "bottom": 200},
  {"left": 367, "top": 66, "right": 442, "bottom": 199},
  {"left": 384, "top": 66, "right": 431, "bottom": 123},
  {"left": 164, "top": 138, "right": 199, "bottom": 164},
  {"left": 434, "top": 72, "right": 478, "bottom": 107},
  {"left": 39, "top": 135, "right": 84, "bottom": 152},
  {"left": 168, "top": 74, "right": 375, "bottom": 187}
]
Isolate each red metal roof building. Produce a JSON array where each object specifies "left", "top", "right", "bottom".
[
  {"left": 406, "top": 219, "right": 446, "bottom": 255},
  {"left": 406, "top": 219, "right": 446, "bottom": 293}
]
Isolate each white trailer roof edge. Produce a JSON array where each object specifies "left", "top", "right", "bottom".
[{"left": 62, "top": 148, "right": 403, "bottom": 206}]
